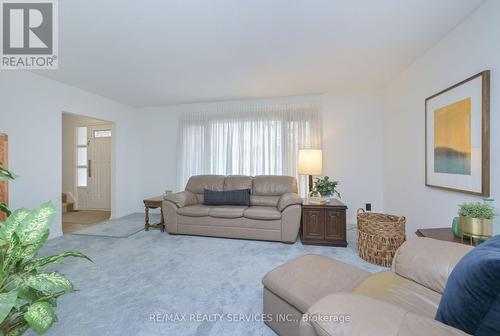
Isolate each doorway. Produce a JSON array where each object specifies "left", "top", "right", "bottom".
[{"left": 62, "top": 113, "right": 113, "bottom": 233}]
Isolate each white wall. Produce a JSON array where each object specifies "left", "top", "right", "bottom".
[
  {"left": 383, "top": 0, "right": 500, "bottom": 235},
  {"left": 135, "top": 107, "right": 178, "bottom": 199},
  {"left": 0, "top": 71, "right": 143, "bottom": 238},
  {"left": 138, "top": 92, "right": 385, "bottom": 223},
  {"left": 323, "top": 92, "right": 384, "bottom": 223}
]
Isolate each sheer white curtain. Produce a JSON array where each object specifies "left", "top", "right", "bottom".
[{"left": 177, "top": 103, "right": 322, "bottom": 196}]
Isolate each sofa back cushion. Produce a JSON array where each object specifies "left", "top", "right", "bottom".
[
  {"left": 435, "top": 235, "right": 500, "bottom": 336},
  {"left": 224, "top": 175, "right": 253, "bottom": 191},
  {"left": 252, "top": 175, "right": 297, "bottom": 196},
  {"left": 185, "top": 175, "right": 225, "bottom": 203},
  {"left": 392, "top": 238, "right": 471, "bottom": 294},
  {"left": 185, "top": 175, "right": 297, "bottom": 206}
]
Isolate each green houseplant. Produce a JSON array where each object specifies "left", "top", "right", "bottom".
[
  {"left": 457, "top": 201, "right": 497, "bottom": 241},
  {"left": 313, "top": 176, "right": 341, "bottom": 199},
  {"left": 458, "top": 202, "right": 496, "bottom": 220},
  {"left": 0, "top": 162, "right": 90, "bottom": 335}
]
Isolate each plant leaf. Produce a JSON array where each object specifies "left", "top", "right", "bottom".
[
  {"left": 24, "top": 301, "right": 57, "bottom": 334},
  {"left": 17, "top": 286, "right": 42, "bottom": 302},
  {"left": 0, "top": 290, "right": 18, "bottom": 323},
  {"left": 20, "top": 230, "right": 49, "bottom": 261},
  {"left": 25, "top": 272, "right": 74, "bottom": 293},
  {"left": 24, "top": 252, "right": 92, "bottom": 272},
  {"left": 0, "top": 208, "right": 30, "bottom": 241},
  {"left": 6, "top": 321, "right": 29, "bottom": 336},
  {"left": 15, "top": 202, "right": 55, "bottom": 246},
  {"left": 0, "top": 203, "right": 11, "bottom": 217},
  {"left": 0, "top": 166, "right": 16, "bottom": 181},
  {"left": 3, "top": 234, "right": 22, "bottom": 273},
  {"left": 0, "top": 162, "right": 16, "bottom": 180}
]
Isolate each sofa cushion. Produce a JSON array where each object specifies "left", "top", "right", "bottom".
[
  {"left": 244, "top": 206, "right": 281, "bottom": 220},
  {"left": 250, "top": 195, "right": 281, "bottom": 207},
  {"left": 392, "top": 237, "right": 472, "bottom": 294},
  {"left": 208, "top": 206, "right": 248, "bottom": 219},
  {"left": 304, "top": 293, "right": 468, "bottom": 336},
  {"left": 436, "top": 235, "right": 500, "bottom": 336},
  {"left": 352, "top": 271, "right": 441, "bottom": 319},
  {"left": 203, "top": 188, "right": 251, "bottom": 206},
  {"left": 224, "top": 175, "right": 253, "bottom": 191},
  {"left": 252, "top": 175, "right": 297, "bottom": 196},
  {"left": 177, "top": 205, "right": 211, "bottom": 217},
  {"left": 185, "top": 175, "right": 225, "bottom": 194},
  {"left": 262, "top": 254, "right": 370, "bottom": 313}
]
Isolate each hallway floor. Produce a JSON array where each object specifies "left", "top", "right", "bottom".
[{"left": 62, "top": 210, "right": 111, "bottom": 233}]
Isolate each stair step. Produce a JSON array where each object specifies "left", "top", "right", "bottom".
[{"left": 62, "top": 193, "right": 74, "bottom": 213}]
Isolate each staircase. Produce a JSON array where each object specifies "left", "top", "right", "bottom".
[{"left": 62, "top": 193, "right": 74, "bottom": 213}]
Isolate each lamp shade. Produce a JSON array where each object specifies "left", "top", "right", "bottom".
[{"left": 298, "top": 149, "right": 323, "bottom": 175}]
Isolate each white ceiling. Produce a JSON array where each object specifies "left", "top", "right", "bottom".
[{"left": 35, "top": 0, "right": 486, "bottom": 107}]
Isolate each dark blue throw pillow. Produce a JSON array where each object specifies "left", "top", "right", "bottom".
[
  {"left": 203, "top": 188, "right": 250, "bottom": 206},
  {"left": 436, "top": 235, "right": 500, "bottom": 335}
]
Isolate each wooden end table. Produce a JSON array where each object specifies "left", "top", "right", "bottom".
[
  {"left": 415, "top": 228, "right": 471, "bottom": 245},
  {"left": 300, "top": 199, "right": 347, "bottom": 247},
  {"left": 143, "top": 196, "right": 165, "bottom": 232}
]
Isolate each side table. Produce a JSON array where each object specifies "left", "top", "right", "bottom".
[
  {"left": 300, "top": 199, "right": 347, "bottom": 247},
  {"left": 143, "top": 196, "right": 165, "bottom": 232}
]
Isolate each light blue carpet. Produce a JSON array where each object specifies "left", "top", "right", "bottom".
[
  {"left": 71, "top": 213, "right": 145, "bottom": 238},
  {"left": 29, "top": 214, "right": 384, "bottom": 336}
]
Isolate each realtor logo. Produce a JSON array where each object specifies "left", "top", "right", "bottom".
[{"left": 1, "top": 0, "right": 58, "bottom": 69}]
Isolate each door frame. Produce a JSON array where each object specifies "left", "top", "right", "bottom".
[{"left": 62, "top": 111, "right": 116, "bottom": 220}]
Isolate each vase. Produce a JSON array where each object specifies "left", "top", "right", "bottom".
[
  {"left": 452, "top": 217, "right": 461, "bottom": 237},
  {"left": 459, "top": 216, "right": 493, "bottom": 240}
]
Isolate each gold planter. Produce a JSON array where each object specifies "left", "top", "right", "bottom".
[{"left": 459, "top": 217, "right": 493, "bottom": 241}]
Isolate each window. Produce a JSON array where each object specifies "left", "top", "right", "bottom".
[
  {"left": 76, "top": 127, "right": 88, "bottom": 187},
  {"left": 177, "top": 104, "right": 322, "bottom": 195},
  {"left": 93, "top": 129, "right": 112, "bottom": 138}
]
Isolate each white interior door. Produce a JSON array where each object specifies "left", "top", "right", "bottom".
[{"left": 87, "top": 126, "right": 111, "bottom": 210}]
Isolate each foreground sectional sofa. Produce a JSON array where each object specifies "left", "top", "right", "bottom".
[
  {"left": 162, "top": 175, "right": 303, "bottom": 243},
  {"left": 263, "top": 237, "right": 472, "bottom": 336}
]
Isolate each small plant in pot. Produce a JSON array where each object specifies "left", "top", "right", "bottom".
[
  {"left": 313, "top": 176, "right": 341, "bottom": 199},
  {"left": 458, "top": 201, "right": 497, "bottom": 241}
]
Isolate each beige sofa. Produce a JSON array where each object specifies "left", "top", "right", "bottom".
[
  {"left": 262, "top": 237, "right": 472, "bottom": 336},
  {"left": 162, "top": 175, "right": 303, "bottom": 243}
]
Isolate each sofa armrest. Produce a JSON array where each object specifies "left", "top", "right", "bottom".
[
  {"left": 278, "top": 192, "right": 303, "bottom": 211},
  {"left": 301, "top": 292, "right": 467, "bottom": 336},
  {"left": 164, "top": 190, "right": 197, "bottom": 208},
  {"left": 392, "top": 237, "right": 472, "bottom": 294}
]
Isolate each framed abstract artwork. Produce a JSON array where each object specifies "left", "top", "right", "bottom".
[{"left": 425, "top": 71, "right": 490, "bottom": 196}]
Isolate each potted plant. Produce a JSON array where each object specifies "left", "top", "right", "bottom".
[
  {"left": 313, "top": 176, "right": 341, "bottom": 199},
  {"left": 458, "top": 201, "right": 496, "bottom": 240},
  {"left": 0, "top": 162, "right": 90, "bottom": 335}
]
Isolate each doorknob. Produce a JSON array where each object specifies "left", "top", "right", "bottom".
[{"left": 88, "top": 160, "right": 91, "bottom": 178}]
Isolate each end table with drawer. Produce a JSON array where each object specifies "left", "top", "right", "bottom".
[{"left": 300, "top": 199, "right": 347, "bottom": 247}]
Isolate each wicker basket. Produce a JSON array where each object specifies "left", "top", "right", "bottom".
[{"left": 357, "top": 209, "right": 406, "bottom": 267}]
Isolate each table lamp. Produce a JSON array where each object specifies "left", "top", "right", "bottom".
[{"left": 298, "top": 149, "right": 323, "bottom": 194}]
